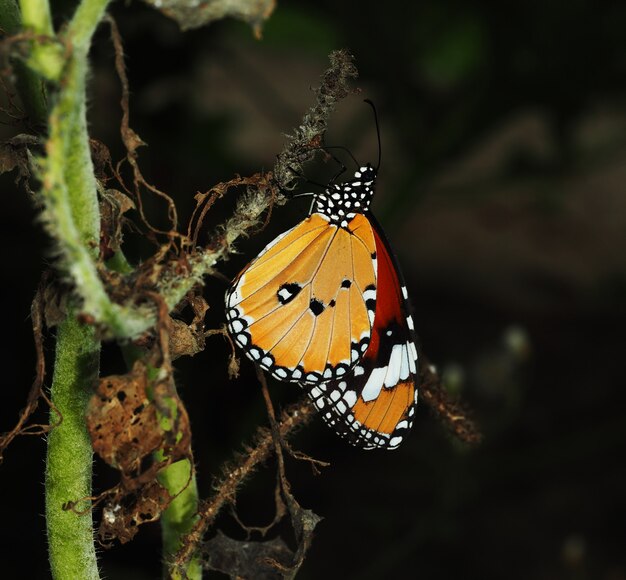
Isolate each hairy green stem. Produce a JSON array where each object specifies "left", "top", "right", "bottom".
[
  {"left": 46, "top": 312, "right": 100, "bottom": 580},
  {"left": 159, "top": 459, "right": 202, "bottom": 579},
  {"left": 32, "top": 0, "right": 111, "bottom": 577}
]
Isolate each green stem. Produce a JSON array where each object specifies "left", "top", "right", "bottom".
[
  {"left": 18, "top": 0, "right": 64, "bottom": 80},
  {"left": 34, "top": 0, "right": 111, "bottom": 577},
  {"left": 45, "top": 312, "right": 100, "bottom": 580},
  {"left": 0, "top": 0, "right": 48, "bottom": 127},
  {"left": 159, "top": 459, "right": 202, "bottom": 579}
]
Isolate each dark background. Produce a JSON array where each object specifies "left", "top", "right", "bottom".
[{"left": 2, "top": 1, "right": 626, "bottom": 578}]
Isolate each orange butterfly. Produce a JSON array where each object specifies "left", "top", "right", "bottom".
[{"left": 226, "top": 107, "right": 418, "bottom": 449}]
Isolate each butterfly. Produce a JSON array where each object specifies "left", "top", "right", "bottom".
[{"left": 225, "top": 105, "right": 418, "bottom": 449}]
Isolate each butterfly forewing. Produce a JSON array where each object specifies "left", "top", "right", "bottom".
[
  {"left": 226, "top": 212, "right": 377, "bottom": 384},
  {"left": 308, "top": 218, "right": 419, "bottom": 450}
]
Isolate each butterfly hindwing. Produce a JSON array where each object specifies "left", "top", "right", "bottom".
[
  {"left": 307, "top": 216, "right": 419, "bottom": 450},
  {"left": 226, "top": 212, "right": 377, "bottom": 384}
]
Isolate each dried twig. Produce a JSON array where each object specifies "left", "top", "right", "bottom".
[
  {"left": 420, "top": 354, "right": 482, "bottom": 444},
  {"left": 0, "top": 273, "right": 61, "bottom": 462},
  {"left": 106, "top": 15, "right": 181, "bottom": 244}
]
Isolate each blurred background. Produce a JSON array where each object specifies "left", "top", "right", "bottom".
[{"left": 2, "top": 0, "right": 626, "bottom": 578}]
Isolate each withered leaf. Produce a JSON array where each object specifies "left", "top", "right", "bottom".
[
  {"left": 169, "top": 317, "right": 205, "bottom": 360},
  {"left": 99, "top": 480, "right": 170, "bottom": 545},
  {"left": 141, "top": 0, "right": 276, "bottom": 36},
  {"left": 88, "top": 359, "right": 193, "bottom": 545},
  {"left": 99, "top": 188, "right": 135, "bottom": 260},
  {"left": 203, "top": 531, "right": 293, "bottom": 579},
  {"left": 87, "top": 359, "right": 190, "bottom": 474},
  {"left": 0, "top": 134, "right": 39, "bottom": 186},
  {"left": 87, "top": 361, "right": 163, "bottom": 473}
]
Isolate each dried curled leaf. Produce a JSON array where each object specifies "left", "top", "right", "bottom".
[
  {"left": 99, "top": 188, "right": 135, "bottom": 260},
  {"left": 86, "top": 359, "right": 193, "bottom": 544},
  {"left": 87, "top": 362, "right": 164, "bottom": 473},
  {"left": 0, "top": 134, "right": 39, "bottom": 188},
  {"left": 169, "top": 317, "right": 205, "bottom": 360},
  {"left": 141, "top": 0, "right": 276, "bottom": 36},
  {"left": 99, "top": 480, "right": 170, "bottom": 545},
  {"left": 203, "top": 531, "right": 294, "bottom": 579}
]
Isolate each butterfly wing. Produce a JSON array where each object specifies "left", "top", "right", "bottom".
[
  {"left": 306, "top": 216, "right": 419, "bottom": 450},
  {"left": 226, "top": 212, "right": 377, "bottom": 385}
]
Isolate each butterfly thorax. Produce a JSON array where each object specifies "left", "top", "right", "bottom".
[{"left": 313, "top": 164, "right": 377, "bottom": 228}]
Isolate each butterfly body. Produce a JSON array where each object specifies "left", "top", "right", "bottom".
[{"left": 226, "top": 161, "right": 419, "bottom": 450}]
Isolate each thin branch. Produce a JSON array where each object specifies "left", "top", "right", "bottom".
[
  {"left": 420, "top": 354, "right": 482, "bottom": 444},
  {"left": 0, "top": 273, "right": 60, "bottom": 462}
]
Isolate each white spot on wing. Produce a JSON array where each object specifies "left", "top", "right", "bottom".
[
  {"left": 384, "top": 344, "right": 403, "bottom": 387},
  {"left": 344, "top": 390, "right": 357, "bottom": 407},
  {"left": 278, "top": 287, "right": 291, "bottom": 302},
  {"left": 408, "top": 350, "right": 417, "bottom": 374},
  {"left": 399, "top": 345, "right": 410, "bottom": 380},
  {"left": 249, "top": 348, "right": 261, "bottom": 360},
  {"left": 362, "top": 366, "right": 387, "bottom": 402},
  {"left": 231, "top": 319, "right": 243, "bottom": 333},
  {"left": 363, "top": 288, "right": 376, "bottom": 302}
]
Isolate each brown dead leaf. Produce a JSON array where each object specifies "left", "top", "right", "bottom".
[
  {"left": 99, "top": 480, "right": 170, "bottom": 545},
  {"left": 203, "top": 531, "right": 293, "bottom": 579},
  {"left": 87, "top": 357, "right": 193, "bottom": 544},
  {"left": 0, "top": 134, "right": 39, "bottom": 187},
  {"left": 99, "top": 187, "right": 135, "bottom": 260},
  {"left": 141, "top": 0, "right": 276, "bottom": 36},
  {"left": 90, "top": 138, "right": 114, "bottom": 182},
  {"left": 169, "top": 317, "right": 205, "bottom": 360},
  {"left": 87, "top": 361, "right": 163, "bottom": 473}
]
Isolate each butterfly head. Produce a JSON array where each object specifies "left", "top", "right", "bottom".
[{"left": 313, "top": 163, "right": 377, "bottom": 227}]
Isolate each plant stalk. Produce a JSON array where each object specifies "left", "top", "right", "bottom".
[
  {"left": 159, "top": 459, "right": 203, "bottom": 579},
  {"left": 31, "top": 0, "right": 111, "bottom": 576},
  {"left": 45, "top": 312, "right": 100, "bottom": 580}
]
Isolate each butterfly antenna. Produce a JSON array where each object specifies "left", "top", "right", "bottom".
[
  {"left": 364, "top": 99, "right": 381, "bottom": 171},
  {"left": 287, "top": 165, "right": 327, "bottom": 190},
  {"left": 322, "top": 145, "right": 361, "bottom": 169}
]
